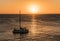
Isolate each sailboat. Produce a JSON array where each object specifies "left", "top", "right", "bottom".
[
  {"left": 13, "top": 27, "right": 29, "bottom": 34},
  {"left": 13, "top": 10, "right": 29, "bottom": 34}
]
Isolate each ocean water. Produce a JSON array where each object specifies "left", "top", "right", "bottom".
[
  {"left": 20, "top": 14, "right": 60, "bottom": 41},
  {"left": 0, "top": 14, "right": 60, "bottom": 41},
  {"left": 0, "top": 14, "right": 20, "bottom": 41}
]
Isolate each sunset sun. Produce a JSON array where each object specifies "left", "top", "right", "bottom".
[{"left": 28, "top": 5, "right": 39, "bottom": 14}]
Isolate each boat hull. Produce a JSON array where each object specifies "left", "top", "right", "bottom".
[{"left": 13, "top": 28, "right": 29, "bottom": 34}]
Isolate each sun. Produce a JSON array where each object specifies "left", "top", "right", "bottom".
[{"left": 28, "top": 5, "right": 39, "bottom": 14}]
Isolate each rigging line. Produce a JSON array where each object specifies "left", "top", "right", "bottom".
[{"left": 19, "top": 10, "right": 21, "bottom": 28}]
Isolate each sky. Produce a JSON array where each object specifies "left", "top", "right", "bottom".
[
  {"left": 0, "top": 0, "right": 60, "bottom": 14},
  {"left": 0, "top": 0, "right": 19, "bottom": 14}
]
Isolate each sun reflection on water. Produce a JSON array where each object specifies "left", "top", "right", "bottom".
[{"left": 30, "top": 15, "right": 37, "bottom": 36}]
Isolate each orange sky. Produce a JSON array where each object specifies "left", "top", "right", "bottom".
[
  {"left": 0, "top": 0, "right": 19, "bottom": 14},
  {"left": 0, "top": 0, "right": 60, "bottom": 14}
]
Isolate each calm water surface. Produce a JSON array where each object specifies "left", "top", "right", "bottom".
[
  {"left": 20, "top": 14, "right": 60, "bottom": 41},
  {"left": 21, "top": 20, "right": 60, "bottom": 41},
  {"left": 0, "top": 14, "right": 60, "bottom": 41},
  {"left": 0, "top": 14, "right": 20, "bottom": 41}
]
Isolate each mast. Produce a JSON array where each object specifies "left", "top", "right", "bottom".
[
  {"left": 19, "top": 10, "right": 21, "bottom": 28},
  {"left": 17, "top": 10, "right": 21, "bottom": 30}
]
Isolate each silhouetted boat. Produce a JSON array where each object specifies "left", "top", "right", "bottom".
[
  {"left": 13, "top": 27, "right": 29, "bottom": 34},
  {"left": 13, "top": 10, "right": 29, "bottom": 34}
]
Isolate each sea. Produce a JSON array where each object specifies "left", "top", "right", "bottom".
[{"left": 0, "top": 14, "right": 60, "bottom": 41}]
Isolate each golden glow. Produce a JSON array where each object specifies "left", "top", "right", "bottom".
[
  {"left": 28, "top": 4, "right": 39, "bottom": 14},
  {"left": 0, "top": 0, "right": 60, "bottom": 14},
  {"left": 31, "top": 16, "right": 36, "bottom": 34}
]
